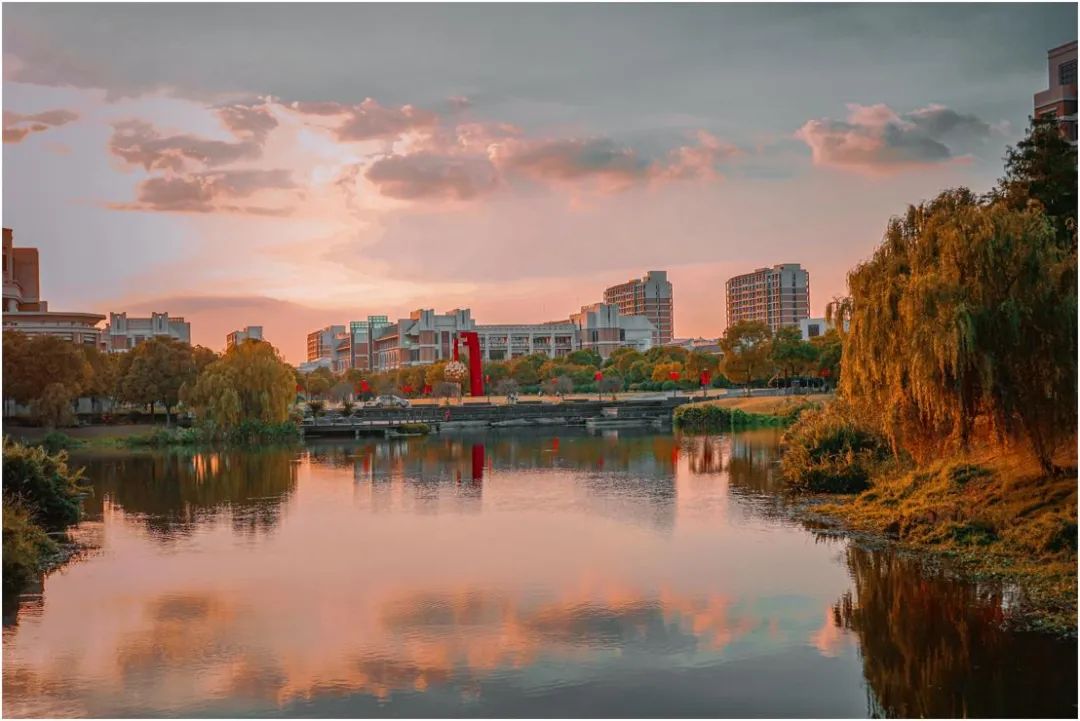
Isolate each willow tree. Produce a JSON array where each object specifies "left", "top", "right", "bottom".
[
  {"left": 839, "top": 187, "right": 1076, "bottom": 473},
  {"left": 182, "top": 339, "right": 295, "bottom": 432}
]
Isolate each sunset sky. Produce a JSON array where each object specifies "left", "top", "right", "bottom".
[{"left": 3, "top": 3, "right": 1075, "bottom": 363}]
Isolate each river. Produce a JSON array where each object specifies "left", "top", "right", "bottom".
[{"left": 2, "top": 429, "right": 1076, "bottom": 717}]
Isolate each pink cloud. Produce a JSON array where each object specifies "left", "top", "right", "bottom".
[
  {"left": 492, "top": 136, "right": 652, "bottom": 192},
  {"left": 287, "top": 97, "right": 438, "bottom": 143},
  {"left": 109, "top": 119, "right": 262, "bottom": 172},
  {"left": 112, "top": 169, "right": 297, "bottom": 215},
  {"left": 216, "top": 102, "right": 278, "bottom": 142},
  {"left": 2, "top": 108, "right": 79, "bottom": 143},
  {"left": 365, "top": 152, "right": 499, "bottom": 201},
  {"left": 795, "top": 103, "right": 992, "bottom": 174}
]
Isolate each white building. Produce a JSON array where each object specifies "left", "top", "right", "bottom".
[
  {"left": 569, "top": 303, "right": 655, "bottom": 358},
  {"left": 105, "top": 312, "right": 191, "bottom": 351},
  {"left": 226, "top": 325, "right": 264, "bottom": 350}
]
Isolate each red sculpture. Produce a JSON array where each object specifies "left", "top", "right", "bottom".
[{"left": 453, "top": 331, "right": 485, "bottom": 396}]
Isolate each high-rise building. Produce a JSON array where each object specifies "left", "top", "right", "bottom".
[
  {"left": 104, "top": 312, "right": 191, "bottom": 351},
  {"left": 1034, "top": 41, "right": 1078, "bottom": 146},
  {"left": 725, "top": 263, "right": 810, "bottom": 333},
  {"left": 603, "top": 270, "right": 674, "bottom": 346},
  {"left": 2, "top": 227, "right": 105, "bottom": 346},
  {"left": 226, "top": 325, "right": 263, "bottom": 350}
]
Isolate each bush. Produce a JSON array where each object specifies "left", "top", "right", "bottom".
[
  {"left": 2, "top": 439, "right": 85, "bottom": 530},
  {"left": 395, "top": 423, "right": 431, "bottom": 435},
  {"left": 39, "top": 431, "right": 83, "bottom": 454},
  {"left": 674, "top": 402, "right": 817, "bottom": 430},
  {"left": 780, "top": 405, "right": 890, "bottom": 493},
  {"left": 2, "top": 499, "right": 58, "bottom": 592}
]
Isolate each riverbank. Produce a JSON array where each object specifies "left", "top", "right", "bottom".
[
  {"left": 6, "top": 421, "right": 302, "bottom": 450},
  {"left": 673, "top": 393, "right": 830, "bottom": 430},
  {"left": 789, "top": 445, "right": 1078, "bottom": 636}
]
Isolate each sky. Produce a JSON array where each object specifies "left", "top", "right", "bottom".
[{"left": 2, "top": 3, "right": 1076, "bottom": 363}]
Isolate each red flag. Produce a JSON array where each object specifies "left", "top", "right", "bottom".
[
  {"left": 700, "top": 370, "right": 712, "bottom": 386},
  {"left": 594, "top": 371, "right": 603, "bottom": 381},
  {"left": 402, "top": 384, "right": 413, "bottom": 394},
  {"left": 360, "top": 380, "right": 371, "bottom": 392},
  {"left": 669, "top": 370, "right": 681, "bottom": 381},
  {"left": 423, "top": 384, "right": 433, "bottom": 395}
]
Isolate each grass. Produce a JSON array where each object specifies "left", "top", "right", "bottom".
[
  {"left": 812, "top": 444, "right": 1078, "bottom": 633},
  {"left": 674, "top": 395, "right": 824, "bottom": 431},
  {"left": 691, "top": 393, "right": 834, "bottom": 414}
]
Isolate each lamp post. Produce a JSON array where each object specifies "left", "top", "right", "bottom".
[
  {"left": 669, "top": 370, "right": 680, "bottom": 399},
  {"left": 594, "top": 371, "right": 603, "bottom": 401}
]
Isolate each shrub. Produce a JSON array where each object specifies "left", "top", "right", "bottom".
[
  {"left": 2, "top": 499, "right": 57, "bottom": 592},
  {"left": 2, "top": 439, "right": 85, "bottom": 530},
  {"left": 780, "top": 404, "right": 890, "bottom": 493},
  {"left": 39, "top": 431, "right": 83, "bottom": 454},
  {"left": 395, "top": 423, "right": 431, "bottom": 435}
]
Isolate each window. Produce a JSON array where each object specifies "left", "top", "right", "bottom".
[{"left": 1060, "top": 59, "right": 1077, "bottom": 87}]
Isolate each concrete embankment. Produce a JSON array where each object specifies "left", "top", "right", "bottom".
[{"left": 302, "top": 398, "right": 689, "bottom": 437}]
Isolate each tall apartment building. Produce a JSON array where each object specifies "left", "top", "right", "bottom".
[
  {"left": 226, "top": 325, "right": 263, "bottom": 350},
  {"left": 2, "top": 228, "right": 105, "bottom": 346},
  {"left": 104, "top": 312, "right": 191, "bottom": 351},
  {"left": 725, "top": 264, "right": 810, "bottom": 333},
  {"left": 1034, "top": 41, "right": 1078, "bottom": 145},
  {"left": 603, "top": 270, "right": 674, "bottom": 346}
]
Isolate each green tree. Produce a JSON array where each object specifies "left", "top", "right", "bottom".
[
  {"left": 182, "top": 340, "right": 295, "bottom": 432},
  {"left": 118, "top": 337, "right": 197, "bottom": 425},
  {"left": 720, "top": 321, "right": 773, "bottom": 392},
  {"left": 770, "top": 326, "right": 820, "bottom": 383},
  {"left": 997, "top": 115, "right": 1077, "bottom": 243},
  {"left": 810, "top": 329, "right": 843, "bottom": 387},
  {"left": 566, "top": 349, "right": 602, "bottom": 368},
  {"left": 2, "top": 332, "right": 91, "bottom": 409}
]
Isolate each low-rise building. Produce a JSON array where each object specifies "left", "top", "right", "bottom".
[
  {"left": 569, "top": 302, "right": 655, "bottom": 358},
  {"left": 1034, "top": 41, "right": 1078, "bottom": 146},
  {"left": 474, "top": 322, "right": 577, "bottom": 360},
  {"left": 226, "top": 325, "right": 263, "bottom": 350},
  {"left": 2, "top": 228, "right": 105, "bottom": 346},
  {"left": 104, "top": 312, "right": 190, "bottom": 351},
  {"left": 373, "top": 309, "right": 474, "bottom": 371}
]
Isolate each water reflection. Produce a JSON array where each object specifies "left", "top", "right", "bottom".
[
  {"left": 831, "top": 546, "right": 1078, "bottom": 718},
  {"left": 3, "top": 430, "right": 1075, "bottom": 718},
  {"left": 78, "top": 449, "right": 297, "bottom": 540}
]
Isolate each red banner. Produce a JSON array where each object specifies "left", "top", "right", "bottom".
[
  {"left": 669, "top": 370, "right": 681, "bottom": 381},
  {"left": 360, "top": 380, "right": 371, "bottom": 392},
  {"left": 594, "top": 371, "right": 603, "bottom": 381}
]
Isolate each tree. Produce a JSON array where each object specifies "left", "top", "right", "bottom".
[
  {"left": 770, "top": 326, "right": 819, "bottom": 384},
  {"left": 810, "top": 329, "right": 843, "bottom": 388},
  {"left": 840, "top": 187, "right": 1076, "bottom": 472},
  {"left": 2, "top": 332, "right": 91, "bottom": 409},
  {"left": 720, "top": 321, "right": 773, "bottom": 392},
  {"left": 182, "top": 340, "right": 295, "bottom": 432},
  {"left": 566, "top": 349, "right": 602, "bottom": 368},
  {"left": 494, "top": 378, "right": 519, "bottom": 397},
  {"left": 80, "top": 346, "right": 121, "bottom": 412},
  {"left": 510, "top": 358, "right": 540, "bottom": 386},
  {"left": 684, "top": 350, "right": 721, "bottom": 384},
  {"left": 118, "top": 337, "right": 197, "bottom": 425},
  {"left": 998, "top": 115, "right": 1077, "bottom": 244},
  {"left": 652, "top": 361, "right": 684, "bottom": 383},
  {"left": 303, "top": 366, "right": 334, "bottom": 398},
  {"left": 598, "top": 374, "right": 623, "bottom": 398},
  {"left": 544, "top": 376, "right": 573, "bottom": 396}
]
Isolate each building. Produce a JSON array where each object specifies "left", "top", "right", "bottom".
[
  {"left": 799, "top": 317, "right": 830, "bottom": 340},
  {"left": 569, "top": 302, "right": 655, "bottom": 358},
  {"left": 2, "top": 228, "right": 105, "bottom": 346},
  {"left": 1034, "top": 41, "right": 1078, "bottom": 146},
  {"left": 341, "top": 316, "right": 390, "bottom": 372},
  {"left": 474, "top": 322, "right": 577, "bottom": 361},
  {"left": 306, "top": 325, "right": 346, "bottom": 365},
  {"left": 104, "top": 312, "right": 190, "bottom": 351},
  {"left": 725, "top": 263, "right": 810, "bottom": 333},
  {"left": 373, "top": 309, "right": 474, "bottom": 371},
  {"left": 226, "top": 325, "right": 263, "bottom": 350},
  {"left": 603, "top": 270, "right": 674, "bottom": 345},
  {"left": 671, "top": 337, "right": 723, "bottom": 355}
]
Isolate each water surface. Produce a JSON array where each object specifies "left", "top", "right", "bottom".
[{"left": 3, "top": 430, "right": 1075, "bottom": 717}]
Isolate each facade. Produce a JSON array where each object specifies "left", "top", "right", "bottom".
[
  {"left": 799, "top": 317, "right": 830, "bottom": 340},
  {"left": 1034, "top": 41, "right": 1078, "bottom": 146},
  {"left": 569, "top": 302, "right": 655, "bottom": 358},
  {"left": 373, "top": 309, "right": 474, "bottom": 371},
  {"left": 603, "top": 270, "right": 674, "bottom": 345},
  {"left": 474, "top": 322, "right": 577, "bottom": 361},
  {"left": 2, "top": 228, "right": 105, "bottom": 346},
  {"left": 671, "top": 337, "right": 723, "bottom": 355},
  {"left": 725, "top": 263, "right": 810, "bottom": 333},
  {"left": 342, "top": 315, "right": 390, "bottom": 372},
  {"left": 226, "top": 325, "right": 263, "bottom": 350},
  {"left": 105, "top": 312, "right": 191, "bottom": 351},
  {"left": 306, "top": 325, "right": 346, "bottom": 364}
]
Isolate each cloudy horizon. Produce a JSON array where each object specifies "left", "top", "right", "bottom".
[{"left": 3, "top": 3, "right": 1075, "bottom": 362}]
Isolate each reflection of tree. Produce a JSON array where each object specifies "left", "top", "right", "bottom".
[
  {"left": 834, "top": 546, "right": 1078, "bottom": 718},
  {"left": 680, "top": 435, "right": 725, "bottom": 474},
  {"left": 725, "top": 430, "right": 785, "bottom": 494},
  {"left": 78, "top": 450, "right": 297, "bottom": 540}
]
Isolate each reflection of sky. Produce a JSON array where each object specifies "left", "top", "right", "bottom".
[{"left": 3, "top": 432, "right": 864, "bottom": 717}]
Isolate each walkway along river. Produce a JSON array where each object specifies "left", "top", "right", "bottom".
[{"left": 2, "top": 429, "right": 1076, "bottom": 717}]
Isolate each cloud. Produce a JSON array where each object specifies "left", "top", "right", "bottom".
[
  {"left": 795, "top": 103, "right": 992, "bottom": 173},
  {"left": 216, "top": 102, "right": 278, "bottom": 142},
  {"left": 493, "top": 137, "right": 652, "bottom": 191},
  {"left": 365, "top": 152, "right": 499, "bottom": 201},
  {"left": 657, "top": 131, "right": 740, "bottom": 181},
  {"left": 109, "top": 119, "right": 262, "bottom": 172},
  {"left": 2, "top": 108, "right": 79, "bottom": 143},
  {"left": 114, "top": 169, "right": 297, "bottom": 214},
  {"left": 288, "top": 97, "right": 438, "bottom": 143}
]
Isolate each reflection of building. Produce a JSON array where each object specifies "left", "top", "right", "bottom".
[
  {"left": 569, "top": 303, "right": 655, "bottom": 358},
  {"left": 105, "top": 312, "right": 191, "bottom": 351},
  {"left": 725, "top": 263, "right": 810, "bottom": 333},
  {"left": 226, "top": 325, "right": 263, "bottom": 350},
  {"left": 1034, "top": 41, "right": 1077, "bottom": 146},
  {"left": 603, "top": 270, "right": 674, "bottom": 345},
  {"left": 2, "top": 228, "right": 105, "bottom": 346}
]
